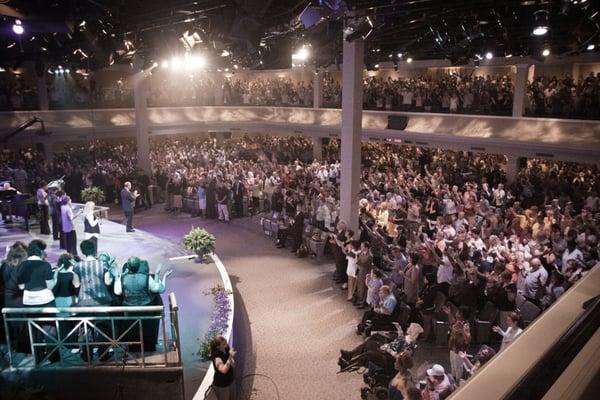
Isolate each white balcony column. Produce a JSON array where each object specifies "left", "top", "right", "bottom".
[
  {"left": 512, "top": 64, "right": 529, "bottom": 118},
  {"left": 312, "top": 136, "right": 323, "bottom": 161},
  {"left": 506, "top": 154, "right": 523, "bottom": 184},
  {"left": 313, "top": 70, "right": 323, "bottom": 108},
  {"left": 339, "top": 39, "right": 364, "bottom": 233},
  {"left": 133, "top": 73, "right": 151, "bottom": 175}
]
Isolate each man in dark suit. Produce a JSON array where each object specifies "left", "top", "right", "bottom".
[
  {"left": 290, "top": 205, "right": 305, "bottom": 253},
  {"left": 121, "top": 181, "right": 139, "bottom": 232},
  {"left": 232, "top": 176, "right": 245, "bottom": 218}
]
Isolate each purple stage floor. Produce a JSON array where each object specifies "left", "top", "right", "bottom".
[{"left": 0, "top": 214, "right": 222, "bottom": 399}]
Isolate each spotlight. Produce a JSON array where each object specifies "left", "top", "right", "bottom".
[
  {"left": 152, "top": 62, "right": 158, "bottom": 68},
  {"left": 171, "top": 57, "right": 183, "bottom": 70},
  {"left": 505, "top": 53, "right": 513, "bottom": 58},
  {"left": 54, "top": 69, "right": 60, "bottom": 74},
  {"left": 397, "top": 53, "right": 403, "bottom": 58},
  {"left": 542, "top": 47, "right": 550, "bottom": 56},
  {"left": 221, "top": 50, "right": 230, "bottom": 57},
  {"left": 485, "top": 52, "right": 493, "bottom": 60},
  {"left": 406, "top": 57, "right": 413, "bottom": 63},
  {"left": 373, "top": 64, "right": 379, "bottom": 69},
  {"left": 233, "top": 64, "right": 238, "bottom": 69},
  {"left": 292, "top": 45, "right": 310, "bottom": 62},
  {"left": 587, "top": 44, "right": 595, "bottom": 51},
  {"left": 12, "top": 19, "right": 24, "bottom": 35},
  {"left": 533, "top": 10, "right": 549, "bottom": 36},
  {"left": 79, "top": 20, "right": 87, "bottom": 27},
  {"left": 161, "top": 60, "right": 169, "bottom": 69},
  {"left": 65, "top": 69, "right": 70, "bottom": 73}
]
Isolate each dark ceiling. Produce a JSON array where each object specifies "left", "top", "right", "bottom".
[{"left": 0, "top": 0, "right": 598, "bottom": 73}]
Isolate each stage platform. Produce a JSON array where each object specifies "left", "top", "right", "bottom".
[{"left": 0, "top": 216, "right": 223, "bottom": 400}]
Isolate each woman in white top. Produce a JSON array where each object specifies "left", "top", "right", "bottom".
[
  {"left": 493, "top": 312, "right": 523, "bottom": 351},
  {"left": 344, "top": 239, "right": 360, "bottom": 301},
  {"left": 83, "top": 201, "right": 100, "bottom": 253}
]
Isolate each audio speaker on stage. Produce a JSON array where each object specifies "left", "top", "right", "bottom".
[{"left": 387, "top": 115, "right": 408, "bottom": 130}]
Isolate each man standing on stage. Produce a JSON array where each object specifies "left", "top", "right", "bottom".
[{"left": 121, "top": 182, "right": 139, "bottom": 232}]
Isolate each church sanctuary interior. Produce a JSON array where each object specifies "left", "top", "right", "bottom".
[{"left": 1, "top": 1, "right": 600, "bottom": 399}]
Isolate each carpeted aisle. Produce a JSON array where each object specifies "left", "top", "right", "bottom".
[{"left": 129, "top": 208, "right": 365, "bottom": 400}]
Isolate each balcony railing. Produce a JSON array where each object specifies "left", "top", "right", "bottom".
[{"left": 2, "top": 292, "right": 181, "bottom": 369}]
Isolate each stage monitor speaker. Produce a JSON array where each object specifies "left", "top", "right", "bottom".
[{"left": 387, "top": 115, "right": 408, "bottom": 130}]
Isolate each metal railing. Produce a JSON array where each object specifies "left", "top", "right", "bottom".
[{"left": 2, "top": 293, "right": 181, "bottom": 369}]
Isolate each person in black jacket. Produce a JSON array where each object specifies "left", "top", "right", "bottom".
[
  {"left": 232, "top": 176, "right": 245, "bottom": 218},
  {"left": 290, "top": 205, "right": 305, "bottom": 252},
  {"left": 121, "top": 182, "right": 139, "bottom": 232}
]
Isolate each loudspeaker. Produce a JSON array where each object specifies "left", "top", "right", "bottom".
[{"left": 387, "top": 115, "right": 408, "bottom": 130}]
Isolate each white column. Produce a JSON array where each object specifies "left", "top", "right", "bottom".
[
  {"left": 505, "top": 154, "right": 522, "bottom": 184},
  {"left": 312, "top": 136, "right": 323, "bottom": 161},
  {"left": 36, "top": 76, "right": 49, "bottom": 110},
  {"left": 134, "top": 74, "right": 151, "bottom": 174},
  {"left": 313, "top": 70, "right": 323, "bottom": 108},
  {"left": 339, "top": 39, "right": 364, "bottom": 233},
  {"left": 512, "top": 64, "right": 529, "bottom": 118}
]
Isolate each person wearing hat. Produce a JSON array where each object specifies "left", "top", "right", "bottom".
[{"left": 422, "top": 364, "right": 454, "bottom": 399}]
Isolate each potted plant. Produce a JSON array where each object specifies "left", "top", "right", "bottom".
[
  {"left": 183, "top": 227, "right": 216, "bottom": 262},
  {"left": 81, "top": 186, "right": 106, "bottom": 205}
]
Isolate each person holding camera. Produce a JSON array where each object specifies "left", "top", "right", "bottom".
[{"left": 210, "top": 335, "right": 236, "bottom": 400}]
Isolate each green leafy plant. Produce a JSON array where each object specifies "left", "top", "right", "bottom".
[
  {"left": 183, "top": 227, "right": 216, "bottom": 256},
  {"left": 80, "top": 186, "right": 106, "bottom": 205}
]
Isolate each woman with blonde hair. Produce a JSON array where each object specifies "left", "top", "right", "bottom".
[{"left": 83, "top": 201, "right": 100, "bottom": 253}]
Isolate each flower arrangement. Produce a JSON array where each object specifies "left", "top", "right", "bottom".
[
  {"left": 198, "top": 285, "right": 233, "bottom": 360},
  {"left": 81, "top": 186, "right": 106, "bottom": 205},
  {"left": 183, "top": 227, "right": 216, "bottom": 262}
]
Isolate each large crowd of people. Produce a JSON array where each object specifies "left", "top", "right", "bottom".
[
  {"left": 526, "top": 72, "right": 600, "bottom": 119},
  {"left": 3, "top": 67, "right": 600, "bottom": 121},
  {"left": 1, "top": 135, "right": 599, "bottom": 397},
  {"left": 223, "top": 77, "right": 313, "bottom": 107}
]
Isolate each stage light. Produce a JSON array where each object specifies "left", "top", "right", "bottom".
[
  {"left": 373, "top": 64, "right": 379, "bottom": 69},
  {"left": 0, "top": 67, "right": 6, "bottom": 72},
  {"left": 406, "top": 57, "right": 413, "bottom": 63},
  {"left": 65, "top": 69, "right": 70, "bottom": 73},
  {"left": 54, "top": 69, "right": 60, "bottom": 74},
  {"left": 485, "top": 52, "right": 493, "bottom": 60},
  {"left": 79, "top": 20, "right": 86, "bottom": 27},
  {"left": 587, "top": 44, "right": 595, "bottom": 51},
  {"left": 233, "top": 64, "right": 238, "bottom": 69},
  {"left": 153, "top": 62, "right": 158, "bottom": 68},
  {"left": 221, "top": 50, "right": 230, "bottom": 57},
  {"left": 533, "top": 10, "right": 549, "bottom": 36},
  {"left": 505, "top": 53, "right": 513, "bottom": 58},
  {"left": 292, "top": 45, "right": 310, "bottom": 62},
  {"left": 542, "top": 48, "right": 550, "bottom": 56},
  {"left": 171, "top": 57, "right": 183, "bottom": 70},
  {"left": 13, "top": 19, "right": 24, "bottom": 35},
  {"left": 161, "top": 60, "right": 169, "bottom": 69},
  {"left": 397, "top": 53, "right": 403, "bottom": 58}
]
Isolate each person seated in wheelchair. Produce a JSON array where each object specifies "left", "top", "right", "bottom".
[
  {"left": 361, "top": 352, "right": 416, "bottom": 400},
  {"left": 339, "top": 323, "right": 423, "bottom": 372},
  {"left": 356, "top": 285, "right": 397, "bottom": 335}
]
